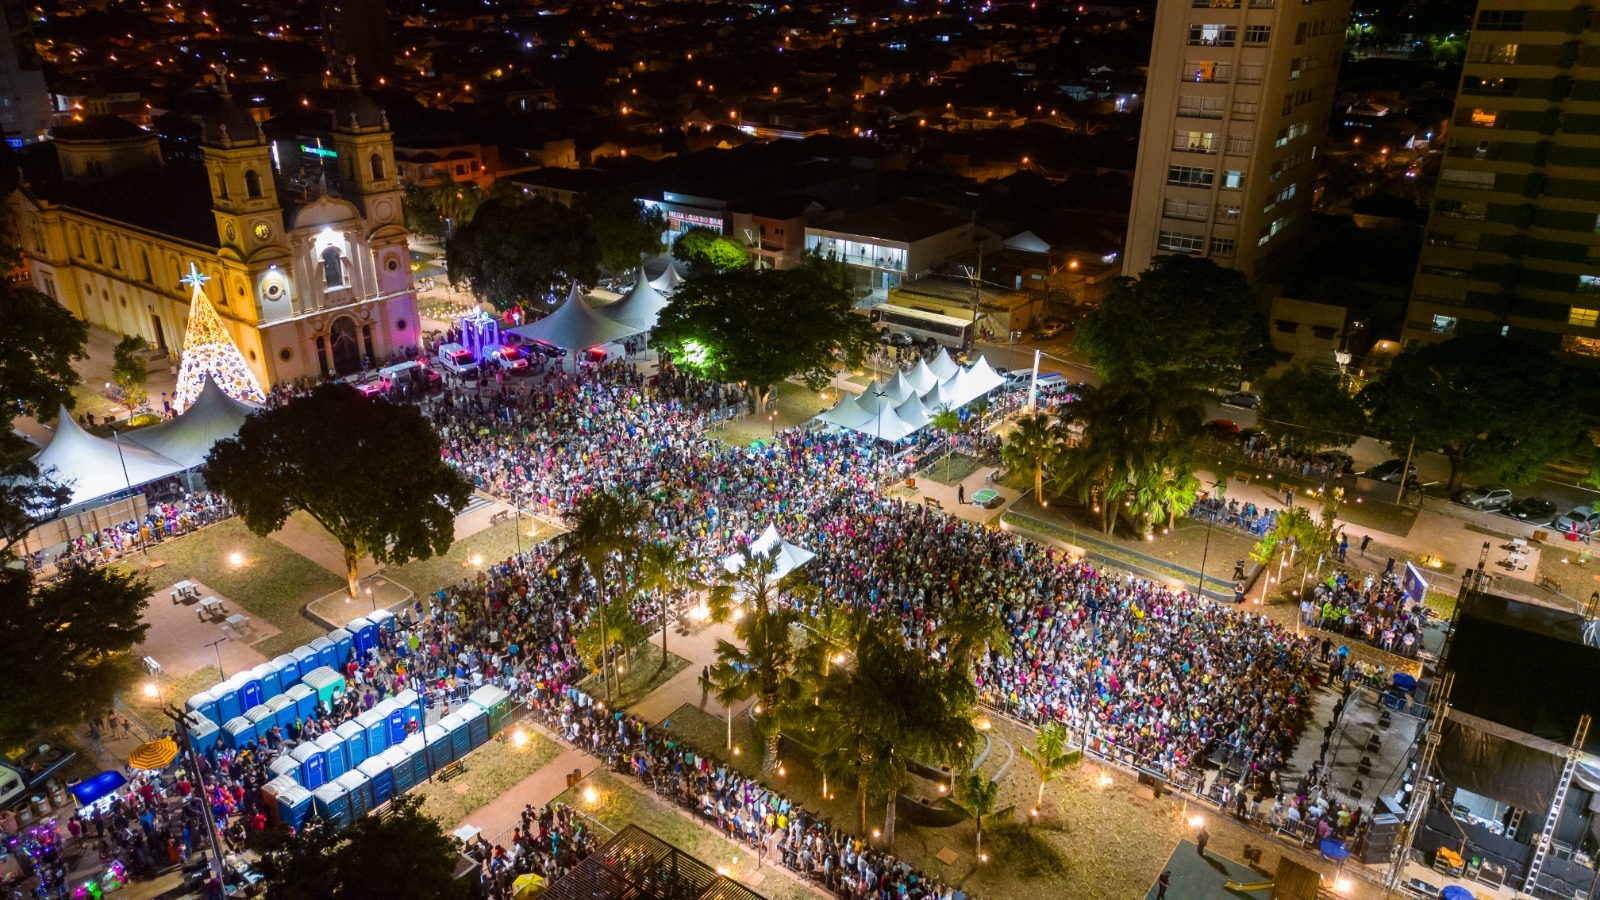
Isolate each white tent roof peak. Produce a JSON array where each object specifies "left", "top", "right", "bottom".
[
  {"left": 126, "top": 375, "right": 257, "bottom": 469},
  {"left": 599, "top": 269, "right": 671, "bottom": 332},
  {"left": 506, "top": 282, "right": 640, "bottom": 350},
  {"left": 927, "top": 348, "right": 960, "bottom": 382},
  {"left": 816, "top": 391, "right": 871, "bottom": 430},
  {"left": 650, "top": 259, "right": 687, "bottom": 292},
  {"left": 904, "top": 359, "right": 939, "bottom": 394},
  {"left": 32, "top": 406, "right": 187, "bottom": 507},
  {"left": 723, "top": 524, "right": 815, "bottom": 579}
]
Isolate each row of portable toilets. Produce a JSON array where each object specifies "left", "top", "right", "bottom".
[{"left": 177, "top": 609, "right": 518, "bottom": 832}]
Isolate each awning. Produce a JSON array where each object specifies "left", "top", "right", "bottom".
[
  {"left": 506, "top": 284, "right": 640, "bottom": 351},
  {"left": 723, "top": 524, "right": 815, "bottom": 579},
  {"left": 70, "top": 771, "right": 127, "bottom": 808}
]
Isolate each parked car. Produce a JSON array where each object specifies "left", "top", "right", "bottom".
[
  {"left": 1506, "top": 497, "right": 1558, "bottom": 521},
  {"left": 879, "top": 330, "right": 914, "bottom": 347},
  {"left": 1365, "top": 459, "right": 1418, "bottom": 483},
  {"left": 1554, "top": 505, "right": 1600, "bottom": 535},
  {"left": 1220, "top": 390, "right": 1262, "bottom": 409},
  {"left": 437, "top": 343, "right": 478, "bottom": 375},
  {"left": 1035, "top": 321, "right": 1066, "bottom": 340},
  {"left": 1458, "top": 484, "right": 1514, "bottom": 511},
  {"left": 1204, "top": 419, "right": 1241, "bottom": 438}
]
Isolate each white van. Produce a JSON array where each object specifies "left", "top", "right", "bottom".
[{"left": 437, "top": 343, "right": 478, "bottom": 376}]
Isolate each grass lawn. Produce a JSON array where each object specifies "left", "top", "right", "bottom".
[
  {"left": 386, "top": 519, "right": 561, "bottom": 596},
  {"left": 411, "top": 728, "right": 562, "bottom": 828},
  {"left": 135, "top": 519, "right": 343, "bottom": 659},
  {"left": 917, "top": 452, "right": 985, "bottom": 487},
  {"left": 581, "top": 641, "right": 690, "bottom": 710},
  {"left": 1003, "top": 499, "right": 1250, "bottom": 592},
  {"left": 554, "top": 770, "right": 816, "bottom": 900},
  {"left": 126, "top": 666, "right": 222, "bottom": 736},
  {"left": 709, "top": 382, "right": 831, "bottom": 447},
  {"left": 1534, "top": 547, "right": 1600, "bottom": 604}
]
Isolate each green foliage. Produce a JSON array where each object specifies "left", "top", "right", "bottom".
[
  {"left": 671, "top": 226, "right": 749, "bottom": 273},
  {"left": 252, "top": 795, "right": 472, "bottom": 900},
  {"left": 445, "top": 197, "right": 599, "bottom": 309},
  {"left": 111, "top": 335, "right": 147, "bottom": 390},
  {"left": 1077, "top": 255, "right": 1272, "bottom": 391},
  {"left": 575, "top": 192, "right": 667, "bottom": 274},
  {"left": 0, "top": 283, "right": 88, "bottom": 460},
  {"left": 652, "top": 267, "right": 875, "bottom": 405},
  {"left": 0, "top": 458, "right": 71, "bottom": 546},
  {"left": 1020, "top": 721, "right": 1081, "bottom": 808},
  {"left": 0, "top": 565, "right": 149, "bottom": 747},
  {"left": 404, "top": 182, "right": 484, "bottom": 239},
  {"left": 945, "top": 773, "right": 1013, "bottom": 855},
  {"left": 557, "top": 493, "right": 647, "bottom": 700},
  {"left": 1260, "top": 364, "right": 1366, "bottom": 455},
  {"left": 1359, "top": 334, "right": 1586, "bottom": 492},
  {"left": 1251, "top": 503, "right": 1336, "bottom": 570},
  {"left": 204, "top": 384, "right": 472, "bottom": 596},
  {"left": 1000, "top": 412, "right": 1069, "bottom": 501},
  {"left": 636, "top": 538, "right": 701, "bottom": 665}
]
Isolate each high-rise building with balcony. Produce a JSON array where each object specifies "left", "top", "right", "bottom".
[
  {"left": 1124, "top": 0, "right": 1351, "bottom": 282},
  {"left": 1403, "top": 0, "right": 1600, "bottom": 361}
]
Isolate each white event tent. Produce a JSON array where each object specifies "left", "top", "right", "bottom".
[
  {"left": 722, "top": 524, "right": 815, "bottom": 579},
  {"left": 506, "top": 284, "right": 639, "bottom": 351},
  {"left": 650, "top": 260, "right": 687, "bottom": 293},
  {"left": 815, "top": 352, "right": 1006, "bottom": 442},
  {"left": 126, "top": 376, "right": 259, "bottom": 469},
  {"left": 598, "top": 269, "right": 672, "bottom": 332}
]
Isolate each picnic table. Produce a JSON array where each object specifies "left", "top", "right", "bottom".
[
  {"left": 197, "top": 597, "right": 225, "bottom": 621},
  {"left": 224, "top": 613, "right": 250, "bottom": 634},
  {"left": 171, "top": 581, "right": 200, "bottom": 604},
  {"left": 970, "top": 488, "right": 1000, "bottom": 508}
]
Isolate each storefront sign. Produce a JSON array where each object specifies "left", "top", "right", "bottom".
[{"left": 666, "top": 210, "right": 722, "bottom": 232}]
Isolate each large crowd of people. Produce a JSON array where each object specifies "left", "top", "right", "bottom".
[{"left": 28, "top": 491, "right": 233, "bottom": 577}]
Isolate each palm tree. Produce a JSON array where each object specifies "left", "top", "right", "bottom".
[
  {"left": 796, "top": 603, "right": 869, "bottom": 690},
  {"left": 807, "top": 621, "right": 977, "bottom": 845},
  {"left": 1051, "top": 382, "right": 1204, "bottom": 535},
  {"left": 930, "top": 407, "right": 965, "bottom": 483},
  {"left": 556, "top": 493, "right": 646, "bottom": 702},
  {"left": 1019, "top": 721, "right": 1079, "bottom": 809},
  {"left": 1001, "top": 412, "right": 1067, "bottom": 502},
  {"left": 636, "top": 539, "right": 699, "bottom": 670},
  {"left": 945, "top": 773, "right": 1012, "bottom": 860},
  {"left": 703, "top": 546, "right": 820, "bottom": 776}
]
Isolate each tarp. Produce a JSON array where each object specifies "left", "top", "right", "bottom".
[
  {"left": 723, "top": 524, "right": 815, "bottom": 578},
  {"left": 904, "top": 359, "right": 939, "bottom": 395},
  {"left": 126, "top": 375, "right": 258, "bottom": 469},
  {"left": 816, "top": 392, "right": 872, "bottom": 430},
  {"left": 841, "top": 404, "right": 917, "bottom": 442},
  {"left": 33, "top": 407, "right": 187, "bottom": 507},
  {"left": 1435, "top": 710, "right": 1564, "bottom": 813},
  {"left": 894, "top": 394, "right": 931, "bottom": 430},
  {"left": 506, "top": 284, "right": 640, "bottom": 351},
  {"left": 927, "top": 348, "right": 960, "bottom": 382},
  {"left": 599, "top": 269, "right": 672, "bottom": 332},
  {"left": 649, "top": 259, "right": 686, "bottom": 293},
  {"left": 69, "top": 770, "right": 127, "bottom": 808}
]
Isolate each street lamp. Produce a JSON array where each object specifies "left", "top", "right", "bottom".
[
  {"left": 1194, "top": 477, "right": 1227, "bottom": 603},
  {"left": 1334, "top": 348, "right": 1353, "bottom": 390}
]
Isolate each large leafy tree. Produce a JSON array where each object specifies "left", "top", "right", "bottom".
[
  {"left": 253, "top": 796, "right": 471, "bottom": 900},
  {"left": 0, "top": 565, "right": 149, "bottom": 747},
  {"left": 575, "top": 192, "right": 666, "bottom": 274},
  {"left": 111, "top": 334, "right": 148, "bottom": 411},
  {"left": 807, "top": 620, "right": 977, "bottom": 845},
  {"left": 1077, "top": 255, "right": 1272, "bottom": 390},
  {"left": 0, "top": 284, "right": 88, "bottom": 461},
  {"left": 445, "top": 197, "right": 599, "bottom": 309},
  {"left": 653, "top": 267, "right": 874, "bottom": 410},
  {"left": 1359, "top": 334, "right": 1586, "bottom": 493},
  {"left": 671, "top": 225, "right": 748, "bottom": 273},
  {"left": 1260, "top": 364, "right": 1366, "bottom": 455},
  {"left": 703, "top": 546, "right": 819, "bottom": 776},
  {"left": 557, "top": 492, "right": 646, "bottom": 701},
  {"left": 205, "top": 384, "right": 472, "bottom": 597}
]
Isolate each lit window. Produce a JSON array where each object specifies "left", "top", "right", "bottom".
[
  {"left": 1569, "top": 307, "right": 1599, "bottom": 327},
  {"left": 1431, "top": 315, "right": 1458, "bottom": 334},
  {"left": 1579, "top": 275, "right": 1600, "bottom": 296}
]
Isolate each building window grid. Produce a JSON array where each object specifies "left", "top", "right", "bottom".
[
  {"left": 1210, "top": 236, "right": 1236, "bottom": 256},
  {"left": 1244, "top": 24, "right": 1272, "bottom": 43},
  {"left": 1158, "top": 230, "right": 1206, "bottom": 253},
  {"left": 1167, "top": 164, "right": 1216, "bottom": 187},
  {"left": 1570, "top": 307, "right": 1600, "bottom": 327},
  {"left": 1188, "top": 23, "right": 1238, "bottom": 46}
]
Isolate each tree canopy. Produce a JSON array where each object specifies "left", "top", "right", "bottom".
[
  {"left": 575, "top": 192, "right": 666, "bottom": 274},
  {"left": 1259, "top": 364, "right": 1366, "bottom": 455},
  {"left": 0, "top": 283, "right": 88, "bottom": 460},
  {"left": 205, "top": 384, "right": 472, "bottom": 596},
  {"left": 0, "top": 565, "right": 149, "bottom": 748},
  {"left": 1360, "top": 334, "right": 1587, "bottom": 493},
  {"left": 671, "top": 225, "right": 749, "bottom": 273},
  {"left": 252, "top": 795, "right": 471, "bottom": 900},
  {"left": 1076, "top": 255, "right": 1272, "bottom": 390},
  {"left": 445, "top": 197, "right": 599, "bottom": 310},
  {"left": 652, "top": 267, "right": 874, "bottom": 407}
]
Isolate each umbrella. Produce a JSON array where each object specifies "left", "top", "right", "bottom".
[
  {"left": 128, "top": 738, "right": 179, "bottom": 771},
  {"left": 1393, "top": 672, "right": 1417, "bottom": 692},
  {"left": 512, "top": 873, "right": 546, "bottom": 899}
]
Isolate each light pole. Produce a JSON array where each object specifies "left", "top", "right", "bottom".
[
  {"left": 167, "top": 704, "right": 228, "bottom": 887},
  {"left": 1334, "top": 348, "right": 1352, "bottom": 391},
  {"left": 1194, "top": 477, "right": 1227, "bottom": 603},
  {"left": 206, "top": 637, "right": 227, "bottom": 679}
]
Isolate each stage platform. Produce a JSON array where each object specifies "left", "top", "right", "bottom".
[{"left": 1144, "top": 840, "right": 1272, "bottom": 899}]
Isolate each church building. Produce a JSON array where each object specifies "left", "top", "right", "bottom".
[{"left": 10, "top": 71, "right": 418, "bottom": 386}]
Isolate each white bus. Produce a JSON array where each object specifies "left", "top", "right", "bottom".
[{"left": 868, "top": 304, "right": 975, "bottom": 349}]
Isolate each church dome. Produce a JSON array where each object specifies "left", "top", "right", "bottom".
[
  {"left": 333, "top": 88, "right": 386, "bottom": 133},
  {"left": 200, "top": 67, "right": 263, "bottom": 147}
]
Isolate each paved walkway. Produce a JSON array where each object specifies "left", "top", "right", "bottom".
[
  {"left": 135, "top": 578, "right": 275, "bottom": 679},
  {"left": 267, "top": 516, "right": 383, "bottom": 581}
]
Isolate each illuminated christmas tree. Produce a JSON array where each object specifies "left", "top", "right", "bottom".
[{"left": 173, "top": 264, "right": 267, "bottom": 410}]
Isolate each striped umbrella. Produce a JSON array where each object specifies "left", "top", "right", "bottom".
[{"left": 128, "top": 737, "right": 179, "bottom": 771}]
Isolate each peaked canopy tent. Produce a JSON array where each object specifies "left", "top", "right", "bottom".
[
  {"left": 598, "top": 269, "right": 672, "bottom": 332},
  {"left": 506, "top": 284, "right": 640, "bottom": 351},
  {"left": 926, "top": 348, "right": 960, "bottom": 382},
  {"left": 723, "top": 524, "right": 816, "bottom": 579},
  {"left": 903, "top": 359, "right": 940, "bottom": 395},
  {"left": 814, "top": 354, "right": 1008, "bottom": 440},
  {"left": 894, "top": 395, "right": 932, "bottom": 430},
  {"left": 948, "top": 356, "right": 1006, "bottom": 406},
  {"left": 32, "top": 408, "right": 187, "bottom": 507},
  {"left": 815, "top": 392, "right": 871, "bottom": 430},
  {"left": 649, "top": 259, "right": 687, "bottom": 293},
  {"left": 126, "top": 376, "right": 259, "bottom": 469},
  {"left": 844, "top": 404, "right": 918, "bottom": 443}
]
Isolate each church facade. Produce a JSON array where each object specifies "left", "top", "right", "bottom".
[{"left": 11, "top": 83, "right": 419, "bottom": 387}]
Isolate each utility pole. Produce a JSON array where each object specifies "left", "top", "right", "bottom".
[
  {"left": 168, "top": 705, "right": 228, "bottom": 888},
  {"left": 1194, "top": 477, "right": 1226, "bottom": 602},
  {"left": 1395, "top": 436, "right": 1416, "bottom": 505}
]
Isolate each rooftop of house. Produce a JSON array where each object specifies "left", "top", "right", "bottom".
[{"left": 809, "top": 199, "right": 967, "bottom": 244}]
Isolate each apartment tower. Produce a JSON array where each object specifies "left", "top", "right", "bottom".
[
  {"left": 1124, "top": 0, "right": 1351, "bottom": 282},
  {"left": 1403, "top": 0, "right": 1600, "bottom": 360}
]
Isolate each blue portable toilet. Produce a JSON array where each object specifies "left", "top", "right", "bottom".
[
  {"left": 439, "top": 712, "right": 470, "bottom": 760},
  {"left": 265, "top": 695, "right": 296, "bottom": 732},
  {"left": 335, "top": 719, "right": 368, "bottom": 767},
  {"left": 314, "top": 731, "right": 347, "bottom": 780},
  {"left": 221, "top": 716, "right": 256, "bottom": 750},
  {"left": 182, "top": 711, "right": 220, "bottom": 756},
  {"left": 275, "top": 784, "right": 313, "bottom": 829},
  {"left": 268, "top": 754, "right": 300, "bottom": 782},
  {"left": 311, "top": 782, "right": 352, "bottom": 830},
  {"left": 346, "top": 616, "right": 378, "bottom": 657},
  {"left": 185, "top": 689, "right": 219, "bottom": 726},
  {"left": 458, "top": 703, "right": 489, "bottom": 751},
  {"left": 251, "top": 663, "right": 282, "bottom": 702},
  {"left": 290, "top": 742, "right": 328, "bottom": 789},
  {"left": 310, "top": 636, "right": 338, "bottom": 671},
  {"left": 229, "top": 671, "right": 263, "bottom": 712},
  {"left": 356, "top": 708, "right": 389, "bottom": 756},
  {"left": 213, "top": 682, "right": 242, "bottom": 725},
  {"left": 423, "top": 723, "right": 456, "bottom": 772},
  {"left": 373, "top": 698, "right": 406, "bottom": 746},
  {"left": 381, "top": 745, "right": 415, "bottom": 794},
  {"left": 328, "top": 628, "right": 355, "bottom": 668},
  {"left": 244, "top": 705, "right": 275, "bottom": 742},
  {"left": 356, "top": 756, "right": 394, "bottom": 805},
  {"left": 336, "top": 769, "right": 372, "bottom": 818},
  {"left": 285, "top": 683, "right": 317, "bottom": 721},
  {"left": 368, "top": 608, "right": 396, "bottom": 637},
  {"left": 400, "top": 734, "right": 431, "bottom": 786},
  {"left": 290, "top": 645, "right": 319, "bottom": 680},
  {"left": 391, "top": 689, "right": 424, "bottom": 733},
  {"left": 271, "top": 654, "right": 301, "bottom": 689}
]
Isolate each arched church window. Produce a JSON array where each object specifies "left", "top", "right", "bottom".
[
  {"left": 244, "top": 169, "right": 263, "bottom": 199},
  {"left": 321, "top": 246, "right": 345, "bottom": 290}
]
